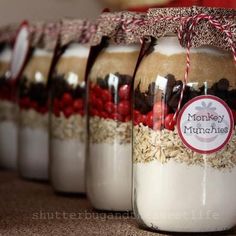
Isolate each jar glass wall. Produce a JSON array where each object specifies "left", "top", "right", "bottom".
[
  {"left": 133, "top": 36, "right": 236, "bottom": 232},
  {"left": 0, "top": 45, "right": 18, "bottom": 169},
  {"left": 18, "top": 48, "right": 52, "bottom": 180},
  {"left": 50, "top": 43, "right": 88, "bottom": 193},
  {"left": 87, "top": 43, "right": 140, "bottom": 211}
]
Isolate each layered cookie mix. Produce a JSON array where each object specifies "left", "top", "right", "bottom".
[
  {"left": 133, "top": 36, "right": 236, "bottom": 232},
  {"left": 133, "top": 37, "right": 236, "bottom": 170},
  {"left": 51, "top": 74, "right": 85, "bottom": 141},
  {"left": 0, "top": 46, "right": 17, "bottom": 120},
  {"left": 89, "top": 45, "right": 139, "bottom": 144},
  {"left": 50, "top": 43, "right": 89, "bottom": 193},
  {"left": 0, "top": 46, "right": 18, "bottom": 169},
  {"left": 18, "top": 49, "right": 53, "bottom": 180},
  {"left": 89, "top": 73, "right": 132, "bottom": 145},
  {"left": 87, "top": 44, "right": 140, "bottom": 211},
  {"left": 18, "top": 50, "right": 51, "bottom": 129}
]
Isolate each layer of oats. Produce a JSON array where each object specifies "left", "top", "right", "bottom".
[
  {"left": 133, "top": 124, "right": 236, "bottom": 170},
  {"left": 0, "top": 100, "right": 18, "bottom": 122},
  {"left": 51, "top": 113, "right": 85, "bottom": 141},
  {"left": 90, "top": 116, "right": 131, "bottom": 144},
  {"left": 19, "top": 109, "right": 48, "bottom": 130}
]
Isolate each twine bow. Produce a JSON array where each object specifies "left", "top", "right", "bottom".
[
  {"left": 120, "top": 12, "right": 236, "bottom": 120},
  {"left": 174, "top": 13, "right": 236, "bottom": 120}
]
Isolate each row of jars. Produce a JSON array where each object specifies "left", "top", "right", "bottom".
[{"left": 0, "top": 7, "right": 236, "bottom": 233}]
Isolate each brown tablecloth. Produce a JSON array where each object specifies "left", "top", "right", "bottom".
[{"left": 0, "top": 170, "right": 235, "bottom": 236}]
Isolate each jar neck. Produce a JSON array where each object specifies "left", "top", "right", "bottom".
[
  {"left": 104, "top": 42, "right": 140, "bottom": 53},
  {"left": 0, "top": 45, "right": 12, "bottom": 63},
  {"left": 32, "top": 48, "right": 52, "bottom": 58},
  {"left": 153, "top": 36, "right": 228, "bottom": 56},
  {"left": 62, "top": 43, "right": 90, "bottom": 58}
]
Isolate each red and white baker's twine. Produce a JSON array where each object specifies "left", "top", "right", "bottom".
[
  {"left": 174, "top": 13, "right": 236, "bottom": 120},
  {"left": 119, "top": 13, "right": 236, "bottom": 120},
  {"left": 61, "top": 21, "right": 97, "bottom": 44},
  {"left": 81, "top": 22, "right": 97, "bottom": 44}
]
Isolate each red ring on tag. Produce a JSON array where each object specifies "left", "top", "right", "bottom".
[
  {"left": 10, "top": 21, "right": 30, "bottom": 81},
  {"left": 177, "top": 95, "right": 234, "bottom": 154}
]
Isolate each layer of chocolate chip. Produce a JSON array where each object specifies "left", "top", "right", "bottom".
[
  {"left": 51, "top": 74, "right": 70, "bottom": 99},
  {"left": 28, "top": 82, "right": 48, "bottom": 106},
  {"left": 134, "top": 96, "right": 143, "bottom": 110},
  {"left": 165, "top": 74, "right": 176, "bottom": 102},
  {"left": 216, "top": 91, "right": 228, "bottom": 101},
  {"left": 117, "top": 73, "right": 132, "bottom": 86},
  {"left": 104, "top": 74, "right": 110, "bottom": 88},
  {"left": 134, "top": 89, "right": 151, "bottom": 114},
  {"left": 206, "top": 89, "right": 215, "bottom": 95},
  {"left": 51, "top": 74, "right": 85, "bottom": 101},
  {"left": 102, "top": 73, "right": 132, "bottom": 89},
  {"left": 146, "top": 94, "right": 154, "bottom": 107},
  {"left": 148, "top": 82, "right": 156, "bottom": 96},
  {"left": 188, "top": 90, "right": 199, "bottom": 99},
  {"left": 217, "top": 78, "right": 229, "bottom": 91},
  {"left": 73, "top": 86, "right": 86, "bottom": 99},
  {"left": 228, "top": 89, "right": 236, "bottom": 109},
  {"left": 0, "top": 75, "right": 7, "bottom": 87},
  {"left": 168, "top": 93, "right": 180, "bottom": 111},
  {"left": 97, "top": 78, "right": 108, "bottom": 89},
  {"left": 19, "top": 77, "right": 29, "bottom": 97},
  {"left": 134, "top": 76, "right": 235, "bottom": 115},
  {"left": 166, "top": 74, "right": 176, "bottom": 88},
  {"left": 96, "top": 73, "right": 133, "bottom": 104},
  {"left": 172, "top": 80, "right": 183, "bottom": 93}
]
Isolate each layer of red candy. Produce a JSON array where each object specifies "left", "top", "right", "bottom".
[
  {"left": 73, "top": 99, "right": 83, "bottom": 111},
  {"left": 50, "top": 90, "right": 85, "bottom": 118},
  {"left": 19, "top": 90, "right": 84, "bottom": 117},
  {"left": 164, "top": 113, "right": 176, "bottom": 131},
  {"left": 19, "top": 96, "right": 49, "bottom": 115},
  {"left": 117, "top": 101, "right": 130, "bottom": 116},
  {"left": 231, "top": 109, "right": 236, "bottom": 126},
  {"left": 0, "top": 82, "right": 17, "bottom": 102},
  {"left": 89, "top": 82, "right": 132, "bottom": 122},
  {"left": 62, "top": 93, "right": 73, "bottom": 107},
  {"left": 119, "top": 85, "right": 130, "bottom": 101},
  {"left": 63, "top": 107, "right": 74, "bottom": 118},
  {"left": 153, "top": 101, "right": 168, "bottom": 120}
]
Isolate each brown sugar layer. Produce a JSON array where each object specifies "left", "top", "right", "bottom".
[
  {"left": 56, "top": 57, "right": 88, "bottom": 83},
  {"left": 89, "top": 51, "right": 139, "bottom": 82},
  {"left": 135, "top": 52, "right": 236, "bottom": 92},
  {"left": 0, "top": 61, "right": 10, "bottom": 75},
  {"left": 23, "top": 56, "right": 53, "bottom": 84}
]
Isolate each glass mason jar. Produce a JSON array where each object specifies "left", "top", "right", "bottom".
[
  {"left": 0, "top": 44, "right": 18, "bottom": 169},
  {"left": 133, "top": 36, "right": 236, "bottom": 232},
  {"left": 50, "top": 43, "right": 88, "bottom": 193},
  {"left": 18, "top": 48, "right": 53, "bottom": 180},
  {"left": 87, "top": 43, "right": 140, "bottom": 211}
]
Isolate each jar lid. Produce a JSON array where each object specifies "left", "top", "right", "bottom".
[
  {"left": 145, "top": 6, "right": 236, "bottom": 52},
  {"left": 28, "top": 21, "right": 45, "bottom": 48},
  {"left": 0, "top": 23, "right": 19, "bottom": 45},
  {"left": 41, "top": 22, "right": 61, "bottom": 51},
  {"left": 190, "top": 6, "right": 236, "bottom": 51},
  {"left": 29, "top": 21, "right": 60, "bottom": 51},
  {"left": 59, "top": 19, "right": 97, "bottom": 47},
  {"left": 92, "top": 11, "right": 146, "bottom": 45}
]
